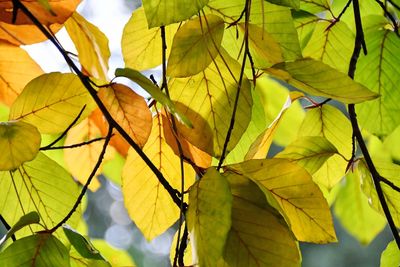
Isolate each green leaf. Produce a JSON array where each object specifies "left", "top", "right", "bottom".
[
  {"left": 0, "top": 153, "right": 81, "bottom": 235},
  {"left": 0, "top": 120, "right": 41, "bottom": 171},
  {"left": 265, "top": 0, "right": 300, "bottom": 9},
  {"left": 228, "top": 158, "right": 337, "bottom": 243},
  {"left": 334, "top": 171, "right": 386, "bottom": 244},
  {"left": 266, "top": 58, "right": 379, "bottom": 104},
  {"left": 298, "top": 105, "right": 352, "bottom": 189},
  {"left": 167, "top": 14, "right": 225, "bottom": 77},
  {"left": 216, "top": 172, "right": 301, "bottom": 266},
  {"left": 0, "top": 212, "right": 40, "bottom": 247},
  {"left": 0, "top": 233, "right": 70, "bottom": 267},
  {"left": 9, "top": 73, "right": 95, "bottom": 134},
  {"left": 355, "top": 17, "right": 400, "bottom": 136},
  {"left": 169, "top": 50, "right": 252, "bottom": 157},
  {"left": 187, "top": 167, "right": 233, "bottom": 267},
  {"left": 299, "top": 0, "right": 331, "bottom": 13},
  {"left": 114, "top": 67, "right": 192, "bottom": 127},
  {"left": 276, "top": 136, "right": 338, "bottom": 175},
  {"left": 380, "top": 240, "right": 400, "bottom": 267},
  {"left": 63, "top": 226, "right": 105, "bottom": 261},
  {"left": 142, "top": 0, "right": 209, "bottom": 28}
]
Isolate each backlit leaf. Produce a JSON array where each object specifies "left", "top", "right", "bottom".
[
  {"left": 380, "top": 240, "right": 400, "bottom": 267},
  {"left": 0, "top": 152, "right": 81, "bottom": 235},
  {"left": 355, "top": 18, "right": 400, "bottom": 136},
  {"left": 9, "top": 72, "right": 95, "bottom": 134},
  {"left": 65, "top": 12, "right": 110, "bottom": 81},
  {"left": 122, "top": 7, "right": 177, "bottom": 71},
  {"left": 0, "top": 42, "right": 44, "bottom": 106},
  {"left": 216, "top": 172, "right": 301, "bottom": 267},
  {"left": 167, "top": 14, "right": 224, "bottom": 77},
  {"left": 63, "top": 226, "right": 105, "bottom": 261},
  {"left": 299, "top": 0, "right": 330, "bottom": 13},
  {"left": 187, "top": 167, "right": 232, "bottom": 267},
  {"left": 142, "top": 0, "right": 209, "bottom": 28},
  {"left": 169, "top": 51, "right": 252, "bottom": 157},
  {"left": 98, "top": 83, "right": 152, "bottom": 147},
  {"left": 228, "top": 158, "right": 337, "bottom": 243},
  {"left": 0, "top": 120, "right": 41, "bottom": 171},
  {"left": 266, "top": 0, "right": 299, "bottom": 9},
  {"left": 122, "top": 113, "right": 195, "bottom": 240},
  {"left": 276, "top": 136, "right": 338, "bottom": 175},
  {"left": 0, "top": 211, "right": 40, "bottom": 246}
]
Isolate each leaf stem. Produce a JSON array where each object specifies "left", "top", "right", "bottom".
[
  {"left": 0, "top": 215, "right": 16, "bottom": 242},
  {"left": 40, "top": 136, "right": 111, "bottom": 151}
]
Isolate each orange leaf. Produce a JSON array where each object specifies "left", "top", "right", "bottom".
[{"left": 98, "top": 83, "right": 152, "bottom": 148}]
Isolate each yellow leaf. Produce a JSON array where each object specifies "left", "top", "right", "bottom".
[
  {"left": 9, "top": 72, "right": 95, "bottom": 134},
  {"left": 122, "top": 113, "right": 195, "bottom": 240},
  {"left": 187, "top": 167, "right": 232, "bottom": 267},
  {"left": 65, "top": 12, "right": 110, "bottom": 81},
  {"left": 122, "top": 7, "right": 177, "bottom": 71},
  {"left": 0, "top": 121, "right": 41, "bottom": 171},
  {"left": 0, "top": 42, "right": 43, "bottom": 106},
  {"left": 167, "top": 14, "right": 225, "bottom": 77},
  {"left": 216, "top": 172, "right": 301, "bottom": 267},
  {"left": 98, "top": 83, "right": 152, "bottom": 148},
  {"left": 169, "top": 50, "right": 252, "bottom": 157},
  {"left": 228, "top": 158, "right": 337, "bottom": 243}
]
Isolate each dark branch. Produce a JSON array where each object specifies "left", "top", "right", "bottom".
[
  {"left": 0, "top": 214, "right": 16, "bottom": 242},
  {"left": 374, "top": 0, "right": 400, "bottom": 37},
  {"left": 380, "top": 176, "right": 400, "bottom": 194},
  {"left": 387, "top": 0, "right": 400, "bottom": 10},
  {"left": 40, "top": 136, "right": 111, "bottom": 151}
]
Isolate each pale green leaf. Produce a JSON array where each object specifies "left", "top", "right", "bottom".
[
  {"left": 0, "top": 120, "right": 41, "bottom": 171},
  {"left": 169, "top": 50, "right": 252, "bottom": 157},
  {"left": 266, "top": 0, "right": 299, "bottom": 9},
  {"left": 228, "top": 158, "right": 337, "bottom": 243},
  {"left": 187, "top": 167, "right": 232, "bottom": 267},
  {"left": 380, "top": 240, "right": 400, "bottom": 267},
  {"left": 114, "top": 67, "right": 192, "bottom": 127},
  {"left": 355, "top": 18, "right": 400, "bottom": 136},
  {"left": 167, "top": 14, "right": 225, "bottom": 77},
  {"left": 65, "top": 12, "right": 110, "bottom": 81},
  {"left": 122, "top": 7, "right": 177, "bottom": 71},
  {"left": 142, "top": 0, "right": 209, "bottom": 28},
  {"left": 9, "top": 72, "right": 95, "bottom": 134},
  {"left": 0, "top": 234, "right": 69, "bottom": 267},
  {"left": 299, "top": 0, "right": 330, "bottom": 13},
  {"left": 293, "top": 10, "right": 320, "bottom": 50},
  {"left": 334, "top": 171, "right": 386, "bottom": 244},
  {"left": 0, "top": 212, "right": 40, "bottom": 246},
  {"left": 266, "top": 58, "right": 379, "bottom": 104},
  {"left": 276, "top": 136, "right": 338, "bottom": 175}
]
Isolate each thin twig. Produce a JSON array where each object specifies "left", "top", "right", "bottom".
[
  {"left": 387, "top": 0, "right": 400, "bottom": 10},
  {"left": 49, "top": 126, "right": 113, "bottom": 232},
  {"left": 40, "top": 105, "right": 86, "bottom": 150},
  {"left": 348, "top": 0, "right": 400, "bottom": 249},
  {"left": 380, "top": 176, "right": 400, "bottom": 193},
  {"left": 374, "top": 0, "right": 400, "bottom": 37},
  {"left": 0, "top": 215, "right": 16, "bottom": 242},
  {"left": 178, "top": 225, "right": 189, "bottom": 266},
  {"left": 40, "top": 136, "right": 111, "bottom": 151}
]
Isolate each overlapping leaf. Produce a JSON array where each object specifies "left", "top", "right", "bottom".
[
  {"left": 228, "top": 158, "right": 337, "bottom": 243},
  {"left": 122, "top": 113, "right": 195, "bottom": 240},
  {"left": 98, "top": 83, "right": 152, "bottom": 147},
  {"left": 187, "top": 167, "right": 232, "bottom": 267},
  {"left": 355, "top": 18, "right": 400, "bottom": 136},
  {"left": 266, "top": 0, "right": 299, "bottom": 9},
  {"left": 122, "top": 7, "right": 177, "bottom": 71},
  {"left": 266, "top": 58, "right": 379, "bottom": 104},
  {"left": 9, "top": 72, "right": 94, "bottom": 134},
  {"left": 380, "top": 241, "right": 400, "bottom": 267},
  {"left": 299, "top": 0, "right": 330, "bottom": 13},
  {"left": 0, "top": 42, "right": 44, "bottom": 106},
  {"left": 0, "top": 152, "right": 81, "bottom": 235},
  {"left": 65, "top": 12, "right": 110, "bottom": 81},
  {"left": 167, "top": 14, "right": 224, "bottom": 77},
  {"left": 168, "top": 51, "right": 252, "bottom": 157},
  {"left": 142, "top": 0, "right": 209, "bottom": 28},
  {"left": 0, "top": 120, "right": 41, "bottom": 171}
]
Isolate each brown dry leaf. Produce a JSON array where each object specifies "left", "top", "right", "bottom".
[{"left": 0, "top": 41, "right": 43, "bottom": 105}]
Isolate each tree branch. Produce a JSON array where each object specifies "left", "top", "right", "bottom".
[{"left": 40, "top": 136, "right": 111, "bottom": 151}]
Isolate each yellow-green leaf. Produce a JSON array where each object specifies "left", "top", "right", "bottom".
[
  {"left": 122, "top": 113, "right": 195, "bottom": 240},
  {"left": 142, "top": 0, "right": 209, "bottom": 28},
  {"left": 0, "top": 152, "right": 81, "bottom": 235},
  {"left": 167, "top": 14, "right": 224, "bottom": 77},
  {"left": 298, "top": 104, "right": 352, "bottom": 189},
  {"left": 122, "top": 7, "right": 177, "bottom": 71},
  {"left": 334, "top": 171, "right": 386, "bottom": 244},
  {"left": 169, "top": 51, "right": 252, "bottom": 157},
  {"left": 228, "top": 158, "right": 337, "bottom": 243},
  {"left": 0, "top": 120, "right": 41, "bottom": 171},
  {"left": 0, "top": 234, "right": 70, "bottom": 267},
  {"left": 216, "top": 172, "right": 301, "bottom": 267},
  {"left": 380, "top": 240, "right": 400, "bottom": 267},
  {"left": 266, "top": 58, "right": 379, "bottom": 103},
  {"left": 299, "top": 0, "right": 330, "bottom": 13},
  {"left": 9, "top": 72, "right": 94, "bottom": 134},
  {"left": 65, "top": 12, "right": 110, "bottom": 81},
  {"left": 266, "top": 0, "right": 299, "bottom": 9},
  {"left": 276, "top": 136, "right": 338, "bottom": 175},
  {"left": 0, "top": 212, "right": 40, "bottom": 246},
  {"left": 187, "top": 167, "right": 232, "bottom": 267}
]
